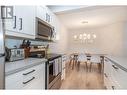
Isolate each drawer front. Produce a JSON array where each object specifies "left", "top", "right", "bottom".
[
  {"left": 6, "top": 63, "right": 45, "bottom": 89},
  {"left": 5, "top": 71, "right": 23, "bottom": 89},
  {"left": 104, "top": 73, "right": 112, "bottom": 89},
  {"left": 116, "top": 68, "right": 127, "bottom": 89},
  {"left": 22, "top": 65, "right": 41, "bottom": 81},
  {"left": 22, "top": 76, "right": 44, "bottom": 89},
  {"left": 22, "top": 63, "right": 45, "bottom": 89}
]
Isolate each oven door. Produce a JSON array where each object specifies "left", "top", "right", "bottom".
[
  {"left": 46, "top": 58, "right": 62, "bottom": 89},
  {"left": 48, "top": 60, "right": 56, "bottom": 85}
]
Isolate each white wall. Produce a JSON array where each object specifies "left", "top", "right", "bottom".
[
  {"left": 99, "top": 21, "right": 127, "bottom": 56},
  {"left": 67, "top": 28, "right": 101, "bottom": 54},
  {"left": 49, "top": 17, "right": 68, "bottom": 54},
  {"left": 67, "top": 21, "right": 127, "bottom": 57}
]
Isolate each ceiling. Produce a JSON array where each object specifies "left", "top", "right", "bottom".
[
  {"left": 47, "top": 5, "right": 90, "bottom": 13},
  {"left": 49, "top": 6, "right": 127, "bottom": 30}
]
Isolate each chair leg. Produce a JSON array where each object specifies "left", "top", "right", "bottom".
[
  {"left": 98, "top": 63, "right": 101, "bottom": 73},
  {"left": 69, "top": 59, "right": 72, "bottom": 66},
  {"left": 85, "top": 61, "right": 88, "bottom": 72},
  {"left": 72, "top": 60, "right": 75, "bottom": 70},
  {"left": 77, "top": 61, "right": 80, "bottom": 71},
  {"left": 90, "top": 63, "right": 92, "bottom": 72}
]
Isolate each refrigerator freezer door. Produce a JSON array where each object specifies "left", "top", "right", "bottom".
[
  {"left": 0, "top": 18, "right": 5, "bottom": 54},
  {"left": 0, "top": 56, "right": 5, "bottom": 89},
  {"left": 0, "top": 6, "right": 5, "bottom": 89}
]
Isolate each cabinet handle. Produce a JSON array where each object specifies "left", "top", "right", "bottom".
[
  {"left": 112, "top": 65, "right": 119, "bottom": 70},
  {"left": 112, "top": 86, "right": 115, "bottom": 90},
  {"left": 46, "top": 13, "right": 48, "bottom": 22},
  {"left": 19, "top": 18, "right": 22, "bottom": 30},
  {"left": 104, "top": 73, "right": 108, "bottom": 78},
  {"left": 46, "top": 13, "right": 50, "bottom": 22},
  {"left": 23, "top": 77, "right": 35, "bottom": 84},
  {"left": 48, "top": 14, "right": 50, "bottom": 22},
  {"left": 13, "top": 16, "right": 16, "bottom": 29},
  {"left": 23, "top": 69, "right": 35, "bottom": 75}
]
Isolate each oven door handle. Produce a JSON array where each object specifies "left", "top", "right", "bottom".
[{"left": 49, "top": 60, "right": 55, "bottom": 64}]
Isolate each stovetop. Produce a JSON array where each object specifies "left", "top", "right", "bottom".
[
  {"left": 45, "top": 53, "right": 61, "bottom": 61},
  {"left": 29, "top": 53, "right": 61, "bottom": 61}
]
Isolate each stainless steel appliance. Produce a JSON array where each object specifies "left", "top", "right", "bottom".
[
  {"left": 5, "top": 48, "right": 25, "bottom": 62},
  {"left": 0, "top": 6, "right": 5, "bottom": 89},
  {"left": 45, "top": 54, "right": 62, "bottom": 89},
  {"left": 35, "top": 17, "right": 55, "bottom": 41}
]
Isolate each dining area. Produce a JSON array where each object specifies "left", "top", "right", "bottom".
[
  {"left": 68, "top": 53, "right": 105, "bottom": 73},
  {"left": 60, "top": 52, "right": 106, "bottom": 89}
]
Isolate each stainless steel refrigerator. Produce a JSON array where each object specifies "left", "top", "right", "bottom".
[{"left": 0, "top": 6, "right": 5, "bottom": 89}]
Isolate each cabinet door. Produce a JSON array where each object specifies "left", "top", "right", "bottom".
[
  {"left": 115, "top": 67, "right": 127, "bottom": 89},
  {"left": 5, "top": 70, "right": 23, "bottom": 89},
  {"left": 5, "top": 6, "right": 36, "bottom": 39},
  {"left": 104, "top": 58, "right": 110, "bottom": 89},
  {"left": 17, "top": 6, "right": 35, "bottom": 36},
  {"left": 45, "top": 7, "right": 52, "bottom": 24},
  {"left": 104, "top": 58, "right": 114, "bottom": 89},
  {"left": 4, "top": 6, "right": 18, "bottom": 33},
  {"left": 61, "top": 69, "right": 65, "bottom": 80},
  {"left": 36, "top": 6, "right": 53, "bottom": 25},
  {"left": 105, "top": 59, "right": 126, "bottom": 89},
  {"left": 104, "top": 58, "right": 112, "bottom": 77},
  {"left": 36, "top": 6, "right": 46, "bottom": 21}
]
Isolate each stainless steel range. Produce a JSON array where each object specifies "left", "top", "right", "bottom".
[{"left": 45, "top": 54, "right": 62, "bottom": 89}]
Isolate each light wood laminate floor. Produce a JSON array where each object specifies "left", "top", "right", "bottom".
[{"left": 60, "top": 62, "right": 105, "bottom": 89}]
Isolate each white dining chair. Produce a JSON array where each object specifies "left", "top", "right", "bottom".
[{"left": 78, "top": 54, "right": 88, "bottom": 70}]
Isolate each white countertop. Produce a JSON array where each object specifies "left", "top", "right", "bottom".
[
  {"left": 105, "top": 55, "right": 127, "bottom": 70},
  {"left": 5, "top": 58, "right": 47, "bottom": 76}
]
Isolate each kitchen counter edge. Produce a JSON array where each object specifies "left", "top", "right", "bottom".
[
  {"left": 5, "top": 58, "right": 47, "bottom": 76},
  {"left": 105, "top": 56, "right": 127, "bottom": 73}
]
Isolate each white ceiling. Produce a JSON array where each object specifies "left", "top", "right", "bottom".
[
  {"left": 51, "top": 6, "right": 127, "bottom": 30},
  {"left": 47, "top": 5, "right": 90, "bottom": 13}
]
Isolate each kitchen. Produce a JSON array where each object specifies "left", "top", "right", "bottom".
[{"left": 0, "top": 5, "right": 127, "bottom": 90}]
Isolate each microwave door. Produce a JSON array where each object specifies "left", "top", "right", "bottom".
[{"left": 37, "top": 19, "right": 52, "bottom": 40}]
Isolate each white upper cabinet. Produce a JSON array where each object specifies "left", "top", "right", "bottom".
[
  {"left": 36, "top": 6, "right": 47, "bottom": 22},
  {"left": 4, "top": 6, "right": 18, "bottom": 33},
  {"left": 36, "top": 6, "right": 53, "bottom": 26},
  {"left": 36, "top": 6, "right": 59, "bottom": 41},
  {"left": 5, "top": 6, "right": 58, "bottom": 40},
  {"left": 5, "top": 6, "right": 36, "bottom": 39},
  {"left": 17, "top": 6, "right": 36, "bottom": 36}
]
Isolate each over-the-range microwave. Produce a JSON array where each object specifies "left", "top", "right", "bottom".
[{"left": 35, "top": 17, "right": 55, "bottom": 41}]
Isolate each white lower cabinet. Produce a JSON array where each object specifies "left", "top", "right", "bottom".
[
  {"left": 6, "top": 63, "right": 45, "bottom": 89},
  {"left": 61, "top": 55, "right": 67, "bottom": 80},
  {"left": 114, "top": 66, "right": 127, "bottom": 89},
  {"left": 104, "top": 58, "right": 127, "bottom": 89}
]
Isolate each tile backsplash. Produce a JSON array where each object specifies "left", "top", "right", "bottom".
[{"left": 5, "top": 38, "right": 49, "bottom": 48}]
